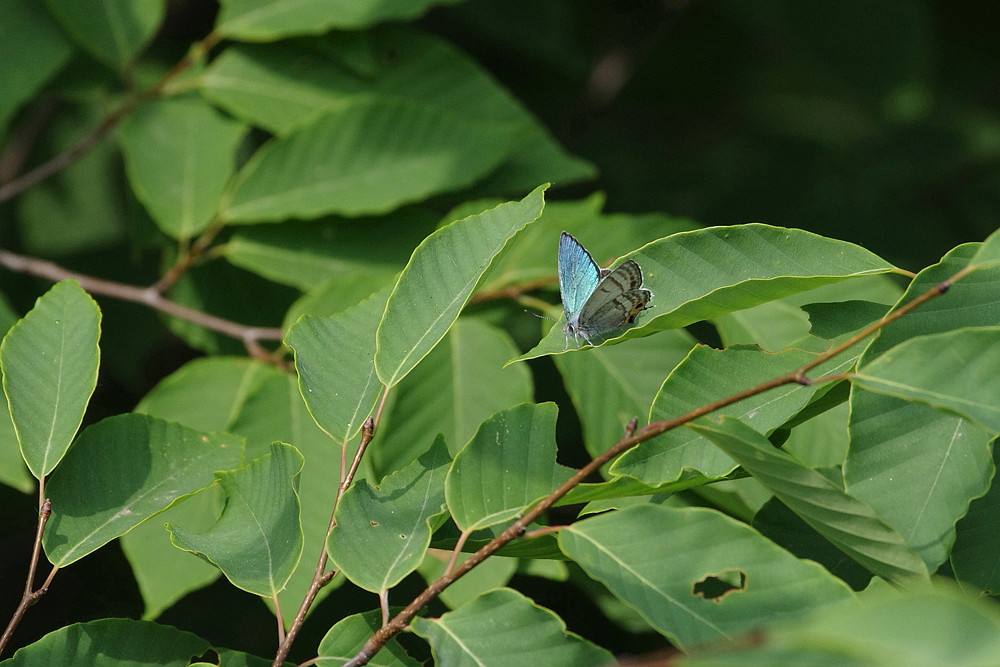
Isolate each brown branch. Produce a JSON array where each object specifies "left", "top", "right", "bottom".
[
  {"left": 0, "top": 31, "right": 221, "bottom": 204},
  {"left": 0, "top": 249, "right": 284, "bottom": 353},
  {"left": 341, "top": 268, "right": 965, "bottom": 666},
  {"left": 469, "top": 276, "right": 557, "bottom": 304},
  {"left": 0, "top": 500, "right": 54, "bottom": 657},
  {"left": 272, "top": 414, "right": 380, "bottom": 667}
]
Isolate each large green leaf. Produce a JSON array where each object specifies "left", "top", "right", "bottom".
[
  {"left": 226, "top": 373, "right": 345, "bottom": 624},
  {"left": 0, "top": 0, "right": 72, "bottom": 133},
  {"left": 2, "top": 618, "right": 210, "bottom": 666},
  {"left": 16, "top": 105, "right": 128, "bottom": 255},
  {"left": 515, "top": 224, "right": 895, "bottom": 361},
  {"left": 201, "top": 29, "right": 592, "bottom": 188},
  {"left": 372, "top": 318, "right": 533, "bottom": 476},
  {"left": 316, "top": 610, "right": 419, "bottom": 667},
  {"left": 682, "top": 584, "right": 1000, "bottom": 666},
  {"left": 124, "top": 357, "right": 281, "bottom": 618},
  {"left": 286, "top": 288, "right": 389, "bottom": 446},
  {"left": 845, "top": 392, "right": 993, "bottom": 571},
  {"left": 560, "top": 505, "right": 853, "bottom": 649},
  {"left": 691, "top": 418, "right": 929, "bottom": 582},
  {"left": 845, "top": 243, "right": 1000, "bottom": 571},
  {"left": 167, "top": 442, "right": 304, "bottom": 597},
  {"left": 446, "top": 403, "right": 573, "bottom": 532},
  {"left": 122, "top": 488, "right": 222, "bottom": 620},
  {"left": 951, "top": 449, "right": 1000, "bottom": 595},
  {"left": 222, "top": 211, "right": 436, "bottom": 291},
  {"left": 43, "top": 0, "right": 164, "bottom": 70},
  {"left": 375, "top": 185, "right": 547, "bottom": 387},
  {"left": 202, "top": 29, "right": 534, "bottom": 136},
  {"left": 223, "top": 99, "right": 525, "bottom": 223},
  {"left": 42, "top": 414, "right": 243, "bottom": 567},
  {"left": 217, "top": 0, "right": 464, "bottom": 38},
  {"left": 554, "top": 328, "right": 694, "bottom": 458},
  {"left": 1, "top": 280, "right": 101, "bottom": 477},
  {"left": 118, "top": 96, "right": 247, "bottom": 240},
  {"left": 612, "top": 345, "right": 824, "bottom": 485},
  {"left": 327, "top": 439, "right": 449, "bottom": 592},
  {"left": 411, "top": 588, "right": 613, "bottom": 667},
  {"left": 854, "top": 327, "right": 1000, "bottom": 432},
  {"left": 134, "top": 356, "right": 281, "bottom": 435}
]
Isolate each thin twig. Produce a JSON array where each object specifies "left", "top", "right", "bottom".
[
  {"left": 273, "top": 414, "right": 380, "bottom": 667},
  {"left": 469, "top": 276, "right": 557, "bottom": 304},
  {"left": 0, "top": 500, "right": 54, "bottom": 657},
  {"left": 341, "top": 267, "right": 965, "bottom": 666},
  {"left": 444, "top": 529, "right": 473, "bottom": 575},
  {"left": 0, "top": 31, "right": 221, "bottom": 204},
  {"left": 0, "top": 249, "right": 284, "bottom": 352}
]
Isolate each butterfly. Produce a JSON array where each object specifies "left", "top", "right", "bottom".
[{"left": 558, "top": 231, "right": 652, "bottom": 349}]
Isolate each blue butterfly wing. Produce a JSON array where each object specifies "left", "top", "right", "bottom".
[{"left": 558, "top": 232, "right": 602, "bottom": 322}]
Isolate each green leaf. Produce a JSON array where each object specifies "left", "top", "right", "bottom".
[
  {"left": 286, "top": 288, "right": 389, "bottom": 446},
  {"left": 1, "top": 280, "right": 101, "bottom": 477},
  {"left": 43, "top": 0, "right": 165, "bottom": 70},
  {"left": 17, "top": 105, "right": 128, "bottom": 255},
  {"left": 0, "top": 0, "right": 72, "bottom": 133},
  {"left": 418, "top": 552, "right": 519, "bottom": 610},
  {"left": 690, "top": 417, "right": 929, "bottom": 582},
  {"left": 316, "top": 610, "right": 419, "bottom": 666},
  {"left": 167, "top": 442, "right": 305, "bottom": 597},
  {"left": 411, "top": 588, "right": 613, "bottom": 667},
  {"left": 952, "top": 449, "right": 1000, "bottom": 594},
  {"left": 327, "top": 438, "right": 450, "bottom": 592},
  {"left": 223, "top": 211, "right": 436, "bottom": 290},
  {"left": 125, "top": 358, "right": 281, "bottom": 617},
  {"left": 845, "top": 391, "right": 993, "bottom": 571},
  {"left": 845, "top": 244, "right": 1000, "bottom": 570},
  {"left": 554, "top": 328, "right": 694, "bottom": 458},
  {"left": 134, "top": 356, "right": 282, "bottom": 434},
  {"left": 226, "top": 373, "right": 345, "bottom": 625},
  {"left": 202, "top": 29, "right": 526, "bottom": 136},
  {"left": 2, "top": 618, "right": 210, "bottom": 666},
  {"left": 121, "top": 488, "right": 222, "bottom": 620},
  {"left": 854, "top": 327, "right": 1000, "bottom": 432},
  {"left": 446, "top": 403, "right": 573, "bottom": 532},
  {"left": 753, "top": 496, "right": 873, "bottom": 591},
  {"left": 42, "top": 414, "right": 243, "bottom": 567},
  {"left": 217, "top": 0, "right": 464, "bottom": 38},
  {"left": 375, "top": 185, "right": 547, "bottom": 387},
  {"left": 559, "top": 505, "right": 853, "bottom": 650},
  {"left": 223, "top": 100, "right": 526, "bottom": 223},
  {"left": 612, "top": 345, "right": 822, "bottom": 485},
  {"left": 859, "top": 243, "right": 997, "bottom": 364},
  {"left": 118, "top": 95, "right": 247, "bottom": 240},
  {"left": 515, "top": 224, "right": 895, "bottom": 361},
  {"left": 372, "top": 318, "right": 533, "bottom": 475},
  {"left": 682, "top": 583, "right": 1000, "bottom": 666},
  {"left": 969, "top": 227, "right": 1000, "bottom": 268}
]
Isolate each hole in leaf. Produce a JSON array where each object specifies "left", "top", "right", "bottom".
[
  {"left": 692, "top": 569, "right": 747, "bottom": 602},
  {"left": 370, "top": 521, "right": 378, "bottom": 526}
]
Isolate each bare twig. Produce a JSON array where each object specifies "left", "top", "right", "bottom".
[
  {"left": 273, "top": 413, "right": 380, "bottom": 667},
  {"left": 0, "top": 249, "right": 284, "bottom": 354},
  {"left": 0, "top": 500, "right": 55, "bottom": 657},
  {"left": 0, "top": 31, "right": 221, "bottom": 203},
  {"left": 340, "top": 269, "right": 963, "bottom": 666}
]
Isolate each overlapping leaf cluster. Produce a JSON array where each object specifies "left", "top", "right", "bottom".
[{"left": 2, "top": 1, "right": 1000, "bottom": 666}]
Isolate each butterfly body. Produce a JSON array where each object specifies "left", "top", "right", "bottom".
[{"left": 557, "top": 232, "right": 652, "bottom": 348}]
